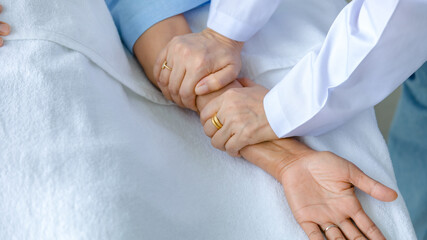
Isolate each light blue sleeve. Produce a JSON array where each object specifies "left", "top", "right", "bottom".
[{"left": 106, "top": 0, "right": 209, "bottom": 53}]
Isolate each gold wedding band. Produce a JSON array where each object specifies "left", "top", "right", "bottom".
[
  {"left": 323, "top": 224, "right": 339, "bottom": 233},
  {"left": 162, "top": 61, "right": 172, "bottom": 71},
  {"left": 211, "top": 114, "right": 223, "bottom": 130}
]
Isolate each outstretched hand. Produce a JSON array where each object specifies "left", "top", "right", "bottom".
[
  {"left": 241, "top": 139, "right": 398, "bottom": 240},
  {"left": 0, "top": 4, "right": 11, "bottom": 47}
]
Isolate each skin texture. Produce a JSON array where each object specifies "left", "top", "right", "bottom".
[
  {"left": 0, "top": 5, "right": 11, "bottom": 47},
  {"left": 153, "top": 28, "right": 243, "bottom": 111},
  {"left": 0, "top": 8, "right": 397, "bottom": 239},
  {"left": 151, "top": 25, "right": 278, "bottom": 156},
  {"left": 133, "top": 14, "right": 398, "bottom": 240},
  {"left": 201, "top": 78, "right": 277, "bottom": 157}
]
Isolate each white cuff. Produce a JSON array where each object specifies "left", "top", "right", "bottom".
[
  {"left": 263, "top": 86, "right": 293, "bottom": 138},
  {"left": 207, "top": 8, "right": 258, "bottom": 42}
]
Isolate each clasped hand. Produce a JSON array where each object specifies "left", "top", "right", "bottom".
[
  {"left": 154, "top": 28, "right": 277, "bottom": 155},
  {"left": 200, "top": 78, "right": 277, "bottom": 157},
  {"left": 153, "top": 28, "right": 243, "bottom": 111}
]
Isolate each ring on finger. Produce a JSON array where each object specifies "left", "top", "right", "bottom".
[
  {"left": 162, "top": 61, "right": 172, "bottom": 71},
  {"left": 211, "top": 114, "right": 223, "bottom": 130},
  {"left": 323, "top": 224, "right": 339, "bottom": 233}
]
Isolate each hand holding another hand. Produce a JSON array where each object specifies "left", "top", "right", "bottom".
[
  {"left": 201, "top": 78, "right": 277, "bottom": 157},
  {"left": 153, "top": 28, "right": 243, "bottom": 111}
]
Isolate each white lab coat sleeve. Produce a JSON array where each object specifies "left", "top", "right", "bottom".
[
  {"left": 206, "top": 0, "right": 281, "bottom": 41},
  {"left": 263, "top": 0, "right": 427, "bottom": 138}
]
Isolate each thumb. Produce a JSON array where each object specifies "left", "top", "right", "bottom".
[
  {"left": 195, "top": 65, "right": 238, "bottom": 95},
  {"left": 237, "top": 77, "right": 257, "bottom": 87},
  {"left": 349, "top": 164, "right": 398, "bottom": 202}
]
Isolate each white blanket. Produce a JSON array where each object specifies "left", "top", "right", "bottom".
[{"left": 0, "top": 0, "right": 416, "bottom": 239}]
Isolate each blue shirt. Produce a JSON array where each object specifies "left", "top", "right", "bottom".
[{"left": 106, "top": 0, "right": 209, "bottom": 52}]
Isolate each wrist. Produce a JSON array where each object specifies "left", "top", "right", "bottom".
[
  {"left": 202, "top": 28, "right": 244, "bottom": 51},
  {"left": 269, "top": 139, "right": 316, "bottom": 183}
]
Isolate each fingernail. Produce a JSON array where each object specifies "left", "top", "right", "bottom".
[
  {"left": 0, "top": 23, "right": 10, "bottom": 34},
  {"left": 195, "top": 80, "right": 209, "bottom": 95}
]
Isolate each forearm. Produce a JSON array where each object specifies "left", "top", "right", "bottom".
[{"left": 133, "top": 15, "right": 310, "bottom": 185}]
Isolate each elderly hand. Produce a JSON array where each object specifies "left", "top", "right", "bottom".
[
  {"left": 200, "top": 78, "right": 277, "bottom": 157},
  {"left": 242, "top": 139, "right": 397, "bottom": 240},
  {"left": 153, "top": 28, "right": 243, "bottom": 111},
  {"left": 0, "top": 5, "right": 11, "bottom": 47}
]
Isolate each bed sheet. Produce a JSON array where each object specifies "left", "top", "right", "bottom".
[{"left": 0, "top": 0, "right": 416, "bottom": 239}]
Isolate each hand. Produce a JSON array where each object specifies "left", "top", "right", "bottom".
[
  {"left": 200, "top": 78, "right": 277, "bottom": 157},
  {"left": 242, "top": 140, "right": 398, "bottom": 240},
  {"left": 153, "top": 28, "right": 243, "bottom": 111},
  {"left": 0, "top": 4, "right": 11, "bottom": 47}
]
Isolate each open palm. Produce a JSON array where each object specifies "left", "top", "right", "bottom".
[
  {"left": 281, "top": 151, "right": 397, "bottom": 240},
  {"left": 241, "top": 139, "right": 398, "bottom": 240}
]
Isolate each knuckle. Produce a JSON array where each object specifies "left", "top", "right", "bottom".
[
  {"left": 173, "top": 41, "right": 185, "bottom": 52},
  {"left": 241, "top": 128, "right": 252, "bottom": 142},
  {"left": 181, "top": 47, "right": 192, "bottom": 57},
  {"left": 225, "top": 142, "right": 237, "bottom": 156},
  {"left": 230, "top": 115, "right": 240, "bottom": 125},
  {"left": 193, "top": 56, "right": 207, "bottom": 69}
]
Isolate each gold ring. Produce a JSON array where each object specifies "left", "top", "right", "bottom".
[
  {"left": 323, "top": 224, "right": 339, "bottom": 233},
  {"left": 161, "top": 61, "right": 172, "bottom": 71},
  {"left": 211, "top": 114, "right": 223, "bottom": 130}
]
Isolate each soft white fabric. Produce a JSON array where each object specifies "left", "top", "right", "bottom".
[
  {"left": 208, "top": 0, "right": 427, "bottom": 138},
  {"left": 207, "top": 0, "right": 281, "bottom": 41},
  {"left": 0, "top": 0, "right": 416, "bottom": 239}
]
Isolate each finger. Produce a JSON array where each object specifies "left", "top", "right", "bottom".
[
  {"left": 300, "top": 222, "right": 323, "bottom": 240},
  {"left": 339, "top": 218, "right": 366, "bottom": 240},
  {"left": 211, "top": 115, "right": 231, "bottom": 151},
  {"left": 153, "top": 46, "right": 168, "bottom": 84},
  {"left": 349, "top": 164, "right": 398, "bottom": 202},
  {"left": 195, "top": 65, "right": 239, "bottom": 95},
  {"left": 321, "top": 223, "right": 345, "bottom": 240},
  {"left": 200, "top": 96, "right": 223, "bottom": 124},
  {"left": 352, "top": 208, "right": 385, "bottom": 240},
  {"left": 224, "top": 134, "right": 244, "bottom": 157},
  {"left": 168, "top": 66, "right": 186, "bottom": 107},
  {"left": 159, "top": 69, "right": 173, "bottom": 101},
  {"left": 0, "top": 21, "right": 11, "bottom": 36},
  {"left": 179, "top": 71, "right": 200, "bottom": 112},
  {"left": 237, "top": 78, "right": 257, "bottom": 87},
  {"left": 203, "top": 117, "right": 219, "bottom": 138}
]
